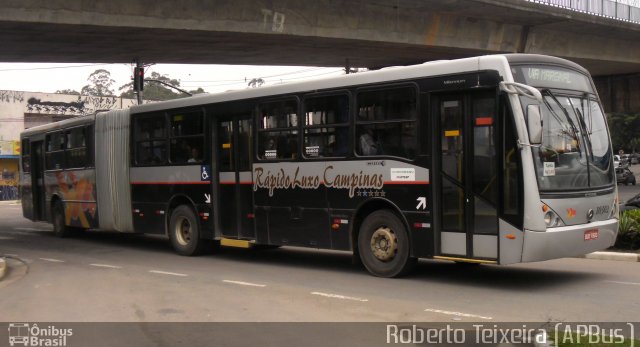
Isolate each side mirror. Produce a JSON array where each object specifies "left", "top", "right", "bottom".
[
  {"left": 499, "top": 82, "right": 543, "bottom": 102},
  {"left": 527, "top": 105, "right": 543, "bottom": 145}
]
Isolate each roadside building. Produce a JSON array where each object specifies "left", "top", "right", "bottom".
[{"left": 0, "top": 90, "right": 138, "bottom": 200}]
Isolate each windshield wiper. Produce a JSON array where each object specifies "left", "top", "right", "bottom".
[
  {"left": 582, "top": 93, "right": 593, "bottom": 134},
  {"left": 574, "top": 105, "right": 594, "bottom": 161},
  {"left": 541, "top": 89, "right": 582, "bottom": 157}
]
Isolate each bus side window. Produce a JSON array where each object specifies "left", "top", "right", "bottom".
[
  {"left": 285, "top": 137, "right": 298, "bottom": 159},
  {"left": 65, "top": 127, "right": 88, "bottom": 169},
  {"left": 356, "top": 86, "right": 417, "bottom": 159},
  {"left": 358, "top": 127, "right": 382, "bottom": 156},
  {"left": 257, "top": 99, "right": 298, "bottom": 160},
  {"left": 45, "top": 132, "right": 65, "bottom": 170},
  {"left": 169, "top": 111, "right": 204, "bottom": 165},
  {"left": 134, "top": 115, "right": 168, "bottom": 166},
  {"left": 303, "top": 94, "right": 349, "bottom": 158}
]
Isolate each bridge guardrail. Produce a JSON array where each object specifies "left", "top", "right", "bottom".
[{"left": 529, "top": 0, "right": 640, "bottom": 24}]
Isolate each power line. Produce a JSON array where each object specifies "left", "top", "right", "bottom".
[
  {"left": 184, "top": 69, "right": 345, "bottom": 89},
  {"left": 266, "top": 69, "right": 344, "bottom": 82},
  {"left": 179, "top": 67, "right": 334, "bottom": 85},
  {"left": 259, "top": 67, "right": 327, "bottom": 79}
]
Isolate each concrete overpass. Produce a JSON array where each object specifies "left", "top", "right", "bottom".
[{"left": 1, "top": 0, "right": 639, "bottom": 111}]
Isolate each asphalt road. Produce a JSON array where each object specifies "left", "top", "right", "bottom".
[{"left": 1, "top": 203, "right": 639, "bottom": 325}]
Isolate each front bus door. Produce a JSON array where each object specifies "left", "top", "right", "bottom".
[
  {"left": 434, "top": 91, "right": 499, "bottom": 261},
  {"left": 216, "top": 115, "right": 255, "bottom": 240}
]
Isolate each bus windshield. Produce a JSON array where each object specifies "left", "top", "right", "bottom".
[{"left": 527, "top": 91, "right": 613, "bottom": 191}]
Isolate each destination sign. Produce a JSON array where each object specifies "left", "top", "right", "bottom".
[
  {"left": 527, "top": 68, "right": 571, "bottom": 84},
  {"left": 512, "top": 65, "right": 593, "bottom": 92}
]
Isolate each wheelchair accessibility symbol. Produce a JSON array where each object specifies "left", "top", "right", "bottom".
[{"left": 201, "top": 165, "right": 211, "bottom": 181}]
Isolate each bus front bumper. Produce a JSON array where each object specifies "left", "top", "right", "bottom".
[{"left": 521, "top": 219, "right": 618, "bottom": 263}]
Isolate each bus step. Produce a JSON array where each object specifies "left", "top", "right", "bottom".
[
  {"left": 433, "top": 256, "right": 497, "bottom": 264},
  {"left": 220, "top": 238, "right": 254, "bottom": 248}
]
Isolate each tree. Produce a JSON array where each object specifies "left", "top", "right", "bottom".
[
  {"left": 608, "top": 113, "right": 640, "bottom": 153},
  {"left": 188, "top": 87, "right": 206, "bottom": 95},
  {"left": 630, "top": 137, "right": 640, "bottom": 154},
  {"left": 119, "top": 71, "right": 191, "bottom": 101},
  {"left": 81, "top": 69, "right": 115, "bottom": 97},
  {"left": 55, "top": 89, "right": 80, "bottom": 95}
]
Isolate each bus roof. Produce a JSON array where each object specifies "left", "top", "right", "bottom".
[
  {"left": 20, "top": 54, "right": 587, "bottom": 136},
  {"left": 21, "top": 114, "right": 95, "bottom": 138},
  {"left": 129, "top": 54, "right": 508, "bottom": 114},
  {"left": 129, "top": 54, "right": 585, "bottom": 115}
]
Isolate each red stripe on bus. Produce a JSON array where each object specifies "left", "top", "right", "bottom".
[
  {"left": 383, "top": 181, "right": 430, "bottom": 185},
  {"left": 131, "top": 181, "right": 210, "bottom": 185}
]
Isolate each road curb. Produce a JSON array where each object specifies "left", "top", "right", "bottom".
[
  {"left": 578, "top": 251, "right": 640, "bottom": 262},
  {"left": 0, "top": 258, "right": 6, "bottom": 281}
]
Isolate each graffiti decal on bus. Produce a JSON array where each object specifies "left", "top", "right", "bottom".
[{"left": 50, "top": 171, "right": 97, "bottom": 228}]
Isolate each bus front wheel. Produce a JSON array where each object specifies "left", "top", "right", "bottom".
[
  {"left": 52, "top": 201, "right": 72, "bottom": 238},
  {"left": 357, "top": 210, "right": 416, "bottom": 278},
  {"left": 169, "top": 205, "right": 207, "bottom": 256}
]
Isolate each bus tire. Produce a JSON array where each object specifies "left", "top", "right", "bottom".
[
  {"left": 169, "top": 205, "right": 206, "bottom": 256},
  {"left": 357, "top": 209, "right": 416, "bottom": 278},
  {"left": 52, "top": 201, "right": 72, "bottom": 238}
]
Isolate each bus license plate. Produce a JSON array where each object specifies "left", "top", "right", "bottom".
[{"left": 584, "top": 229, "right": 599, "bottom": 241}]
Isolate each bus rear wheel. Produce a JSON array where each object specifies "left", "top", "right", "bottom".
[
  {"left": 169, "top": 205, "right": 207, "bottom": 256},
  {"left": 357, "top": 210, "right": 416, "bottom": 277},
  {"left": 52, "top": 201, "right": 72, "bottom": 238}
]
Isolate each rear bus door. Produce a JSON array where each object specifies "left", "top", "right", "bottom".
[{"left": 215, "top": 115, "right": 255, "bottom": 240}]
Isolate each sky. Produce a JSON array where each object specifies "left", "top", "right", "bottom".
[{"left": 0, "top": 63, "right": 347, "bottom": 95}]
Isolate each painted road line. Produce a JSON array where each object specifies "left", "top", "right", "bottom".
[
  {"left": 149, "top": 270, "right": 188, "bottom": 277},
  {"left": 424, "top": 308, "right": 493, "bottom": 320},
  {"left": 39, "top": 258, "right": 65, "bottom": 263},
  {"left": 90, "top": 264, "right": 122, "bottom": 269},
  {"left": 15, "top": 227, "right": 51, "bottom": 232},
  {"left": 9, "top": 231, "right": 37, "bottom": 236},
  {"left": 222, "top": 280, "right": 267, "bottom": 287},
  {"left": 0, "top": 236, "right": 15, "bottom": 240},
  {"left": 605, "top": 280, "right": 640, "bottom": 286},
  {"left": 310, "top": 291, "right": 369, "bottom": 302}
]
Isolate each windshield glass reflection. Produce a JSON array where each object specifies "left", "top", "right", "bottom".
[{"left": 526, "top": 91, "right": 613, "bottom": 191}]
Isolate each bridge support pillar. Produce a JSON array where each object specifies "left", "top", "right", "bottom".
[{"left": 594, "top": 74, "right": 640, "bottom": 114}]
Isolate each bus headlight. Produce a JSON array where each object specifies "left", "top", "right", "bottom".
[{"left": 544, "top": 211, "right": 560, "bottom": 227}]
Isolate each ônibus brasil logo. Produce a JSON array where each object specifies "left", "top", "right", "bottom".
[{"left": 7, "top": 323, "right": 72, "bottom": 347}]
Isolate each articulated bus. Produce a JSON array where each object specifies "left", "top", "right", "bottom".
[{"left": 20, "top": 54, "right": 618, "bottom": 277}]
